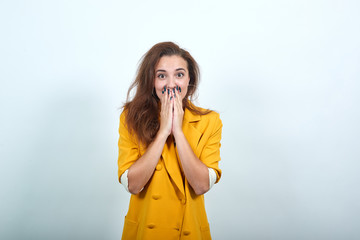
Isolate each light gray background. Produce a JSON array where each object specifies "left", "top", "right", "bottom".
[{"left": 1, "top": 0, "right": 359, "bottom": 239}]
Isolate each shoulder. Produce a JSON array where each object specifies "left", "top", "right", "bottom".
[
  {"left": 193, "top": 104, "right": 221, "bottom": 122},
  {"left": 119, "top": 109, "right": 130, "bottom": 134},
  {"left": 201, "top": 110, "right": 222, "bottom": 131},
  {"left": 119, "top": 108, "right": 129, "bottom": 125},
  {"left": 202, "top": 109, "right": 220, "bottom": 120},
  {"left": 186, "top": 103, "right": 222, "bottom": 129},
  {"left": 186, "top": 105, "right": 223, "bottom": 149},
  {"left": 118, "top": 109, "right": 140, "bottom": 145}
]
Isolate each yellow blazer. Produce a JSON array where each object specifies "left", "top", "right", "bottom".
[{"left": 117, "top": 106, "right": 222, "bottom": 240}]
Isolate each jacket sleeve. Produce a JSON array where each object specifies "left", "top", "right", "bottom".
[
  {"left": 199, "top": 112, "right": 223, "bottom": 184},
  {"left": 117, "top": 111, "right": 140, "bottom": 183}
]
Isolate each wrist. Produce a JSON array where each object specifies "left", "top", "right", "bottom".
[
  {"left": 156, "top": 130, "right": 170, "bottom": 142},
  {"left": 172, "top": 130, "right": 184, "bottom": 140}
]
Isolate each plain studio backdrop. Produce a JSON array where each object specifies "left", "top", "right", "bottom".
[{"left": 1, "top": 0, "right": 359, "bottom": 239}]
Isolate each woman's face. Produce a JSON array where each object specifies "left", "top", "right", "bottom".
[{"left": 154, "top": 55, "right": 190, "bottom": 101}]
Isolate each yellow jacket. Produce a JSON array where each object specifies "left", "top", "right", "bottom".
[{"left": 117, "top": 106, "right": 222, "bottom": 240}]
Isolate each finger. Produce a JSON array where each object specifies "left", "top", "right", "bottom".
[
  {"left": 169, "top": 94, "right": 174, "bottom": 124},
  {"left": 167, "top": 88, "right": 173, "bottom": 109},
  {"left": 168, "top": 87, "right": 173, "bottom": 101},
  {"left": 160, "top": 85, "right": 167, "bottom": 105},
  {"left": 175, "top": 96, "right": 182, "bottom": 115},
  {"left": 173, "top": 94, "right": 179, "bottom": 116},
  {"left": 175, "top": 86, "right": 179, "bottom": 99},
  {"left": 166, "top": 86, "right": 173, "bottom": 104},
  {"left": 163, "top": 88, "right": 172, "bottom": 120},
  {"left": 176, "top": 87, "right": 182, "bottom": 108}
]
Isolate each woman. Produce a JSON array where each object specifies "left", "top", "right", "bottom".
[{"left": 117, "top": 42, "right": 222, "bottom": 240}]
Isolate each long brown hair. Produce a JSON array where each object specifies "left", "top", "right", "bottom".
[{"left": 123, "top": 42, "right": 210, "bottom": 147}]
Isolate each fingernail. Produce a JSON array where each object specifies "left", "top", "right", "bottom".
[
  {"left": 179, "top": 87, "right": 182, "bottom": 92},
  {"left": 163, "top": 86, "right": 166, "bottom": 91},
  {"left": 167, "top": 89, "right": 170, "bottom": 94},
  {"left": 176, "top": 86, "right": 178, "bottom": 90},
  {"left": 170, "top": 96, "right": 173, "bottom": 100},
  {"left": 162, "top": 90, "right": 164, "bottom": 94},
  {"left": 173, "top": 88, "right": 175, "bottom": 93}
]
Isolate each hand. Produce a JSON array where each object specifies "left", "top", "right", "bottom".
[
  {"left": 158, "top": 86, "right": 173, "bottom": 137},
  {"left": 172, "top": 86, "right": 184, "bottom": 136}
]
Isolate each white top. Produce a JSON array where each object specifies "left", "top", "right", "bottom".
[{"left": 121, "top": 168, "right": 217, "bottom": 193}]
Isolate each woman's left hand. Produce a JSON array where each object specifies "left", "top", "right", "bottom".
[{"left": 171, "top": 87, "right": 184, "bottom": 136}]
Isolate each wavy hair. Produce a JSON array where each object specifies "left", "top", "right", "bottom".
[{"left": 123, "top": 42, "right": 210, "bottom": 146}]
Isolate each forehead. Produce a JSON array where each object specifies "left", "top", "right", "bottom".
[{"left": 155, "top": 55, "right": 188, "bottom": 71}]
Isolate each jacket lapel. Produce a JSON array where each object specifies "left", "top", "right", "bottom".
[{"left": 162, "top": 139, "right": 184, "bottom": 197}]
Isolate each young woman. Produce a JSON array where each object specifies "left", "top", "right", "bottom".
[{"left": 117, "top": 42, "right": 222, "bottom": 239}]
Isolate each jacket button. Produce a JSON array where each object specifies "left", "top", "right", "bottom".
[
  {"left": 152, "top": 194, "right": 161, "bottom": 200},
  {"left": 147, "top": 223, "right": 155, "bottom": 229},
  {"left": 183, "top": 230, "right": 191, "bottom": 235},
  {"left": 156, "top": 164, "right": 162, "bottom": 171}
]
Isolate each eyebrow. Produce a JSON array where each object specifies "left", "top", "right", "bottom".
[{"left": 156, "top": 68, "right": 187, "bottom": 73}]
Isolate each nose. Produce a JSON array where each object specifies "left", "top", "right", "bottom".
[{"left": 167, "top": 76, "right": 176, "bottom": 89}]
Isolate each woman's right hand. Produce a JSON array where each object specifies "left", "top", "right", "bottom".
[
  {"left": 158, "top": 86, "right": 173, "bottom": 138},
  {"left": 127, "top": 86, "right": 172, "bottom": 194}
]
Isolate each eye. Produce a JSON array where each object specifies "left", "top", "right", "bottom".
[
  {"left": 176, "top": 72, "right": 184, "bottom": 78},
  {"left": 157, "top": 74, "right": 166, "bottom": 79}
]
